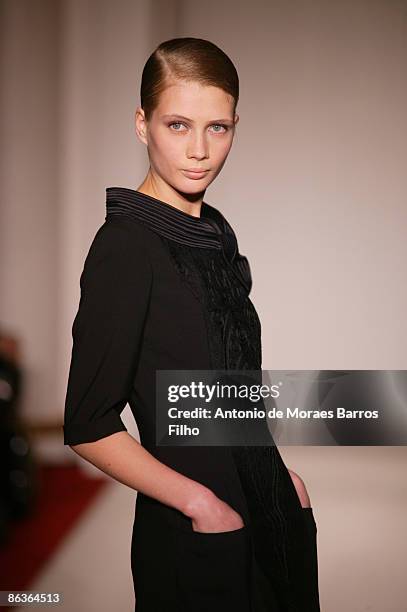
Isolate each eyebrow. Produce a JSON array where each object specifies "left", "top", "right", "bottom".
[{"left": 162, "top": 114, "right": 234, "bottom": 124}]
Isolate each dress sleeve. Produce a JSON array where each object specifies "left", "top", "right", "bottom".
[{"left": 63, "top": 218, "right": 153, "bottom": 445}]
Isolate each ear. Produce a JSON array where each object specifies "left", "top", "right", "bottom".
[{"left": 135, "top": 106, "right": 148, "bottom": 145}]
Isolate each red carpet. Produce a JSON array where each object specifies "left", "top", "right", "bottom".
[{"left": 0, "top": 464, "right": 107, "bottom": 601}]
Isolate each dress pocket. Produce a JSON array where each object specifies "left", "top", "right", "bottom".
[{"left": 174, "top": 523, "right": 252, "bottom": 611}]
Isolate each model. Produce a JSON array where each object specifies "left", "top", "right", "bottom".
[{"left": 63, "top": 37, "right": 321, "bottom": 611}]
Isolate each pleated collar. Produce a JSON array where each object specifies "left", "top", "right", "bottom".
[
  {"left": 105, "top": 186, "right": 237, "bottom": 259},
  {"left": 105, "top": 186, "right": 252, "bottom": 292}
]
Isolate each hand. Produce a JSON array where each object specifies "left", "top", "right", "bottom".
[{"left": 185, "top": 488, "right": 245, "bottom": 533}]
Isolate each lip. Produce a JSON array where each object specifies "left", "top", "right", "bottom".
[{"left": 182, "top": 169, "right": 209, "bottom": 179}]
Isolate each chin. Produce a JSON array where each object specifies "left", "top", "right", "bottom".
[{"left": 176, "top": 179, "right": 209, "bottom": 196}]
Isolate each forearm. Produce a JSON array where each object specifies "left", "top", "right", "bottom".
[{"left": 70, "top": 431, "right": 211, "bottom": 517}]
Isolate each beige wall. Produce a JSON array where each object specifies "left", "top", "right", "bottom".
[
  {"left": 1, "top": 0, "right": 406, "bottom": 423},
  {"left": 179, "top": 0, "right": 407, "bottom": 370},
  {"left": 1, "top": 1, "right": 406, "bottom": 610},
  {"left": 0, "top": 0, "right": 180, "bottom": 424},
  {"left": 0, "top": 0, "right": 60, "bottom": 420}
]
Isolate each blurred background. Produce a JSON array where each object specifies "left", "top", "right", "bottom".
[{"left": 0, "top": 0, "right": 406, "bottom": 610}]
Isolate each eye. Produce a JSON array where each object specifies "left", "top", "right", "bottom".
[
  {"left": 210, "top": 123, "right": 229, "bottom": 133},
  {"left": 169, "top": 122, "right": 187, "bottom": 131},
  {"left": 168, "top": 122, "right": 230, "bottom": 133}
]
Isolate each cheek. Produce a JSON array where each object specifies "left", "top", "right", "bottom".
[
  {"left": 211, "top": 137, "right": 233, "bottom": 164},
  {"left": 149, "top": 130, "right": 183, "bottom": 170}
]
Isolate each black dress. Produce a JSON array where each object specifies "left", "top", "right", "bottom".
[{"left": 63, "top": 187, "right": 320, "bottom": 612}]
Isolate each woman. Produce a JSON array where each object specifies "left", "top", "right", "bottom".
[{"left": 63, "top": 37, "right": 320, "bottom": 611}]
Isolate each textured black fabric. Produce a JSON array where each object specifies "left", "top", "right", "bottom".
[
  {"left": 63, "top": 220, "right": 153, "bottom": 445},
  {"left": 63, "top": 187, "right": 321, "bottom": 611}
]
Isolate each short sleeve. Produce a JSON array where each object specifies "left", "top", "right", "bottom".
[{"left": 63, "top": 218, "right": 153, "bottom": 445}]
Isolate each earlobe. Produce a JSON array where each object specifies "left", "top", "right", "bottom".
[
  {"left": 134, "top": 108, "right": 148, "bottom": 145},
  {"left": 135, "top": 127, "right": 148, "bottom": 146},
  {"left": 135, "top": 125, "right": 146, "bottom": 145}
]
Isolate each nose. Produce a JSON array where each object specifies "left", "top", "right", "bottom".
[{"left": 186, "top": 130, "right": 209, "bottom": 160}]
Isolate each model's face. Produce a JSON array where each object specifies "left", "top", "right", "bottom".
[{"left": 135, "top": 80, "right": 239, "bottom": 194}]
